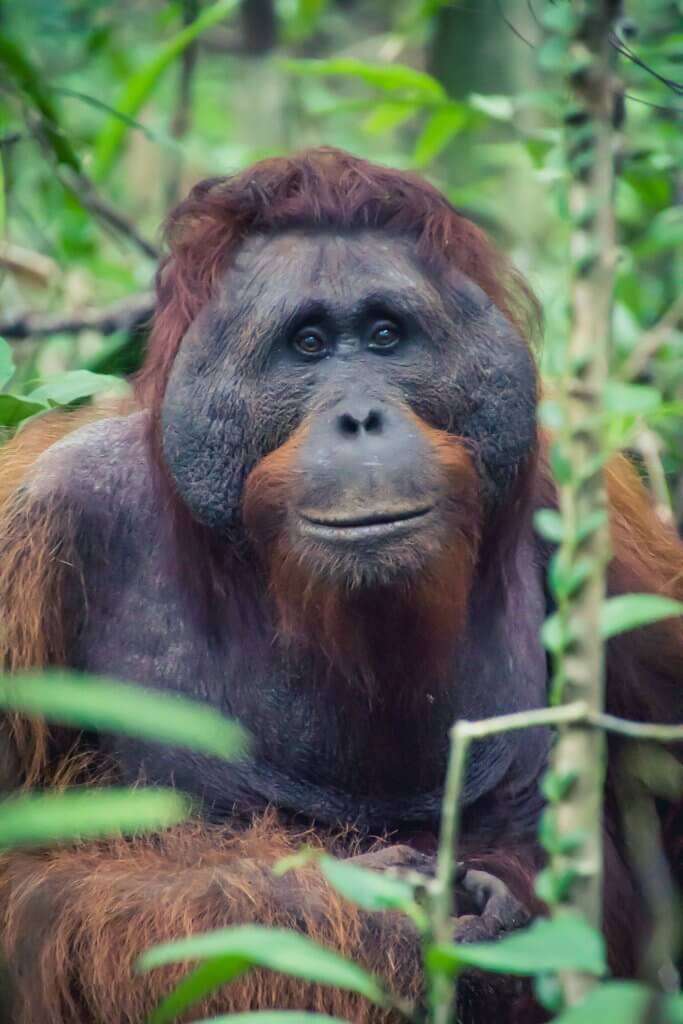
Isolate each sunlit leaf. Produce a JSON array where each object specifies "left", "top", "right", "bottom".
[
  {"left": 600, "top": 595, "right": 683, "bottom": 640},
  {"left": 0, "top": 789, "right": 188, "bottom": 847},
  {"left": 138, "top": 925, "right": 387, "bottom": 1007},
  {"left": 426, "top": 914, "right": 606, "bottom": 977},
  {"left": 286, "top": 58, "right": 445, "bottom": 99},
  {"left": 468, "top": 93, "right": 515, "bottom": 121},
  {"left": 0, "top": 673, "right": 248, "bottom": 761},
  {"left": 362, "top": 102, "right": 418, "bottom": 135},
  {"left": 28, "top": 369, "right": 126, "bottom": 405}
]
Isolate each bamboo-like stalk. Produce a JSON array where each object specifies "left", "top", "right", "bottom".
[{"left": 546, "top": 0, "right": 623, "bottom": 1006}]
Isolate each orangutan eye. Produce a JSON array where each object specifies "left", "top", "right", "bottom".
[
  {"left": 368, "top": 321, "right": 401, "bottom": 351},
  {"left": 292, "top": 328, "right": 327, "bottom": 358}
]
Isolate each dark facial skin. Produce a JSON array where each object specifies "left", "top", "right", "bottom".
[{"left": 161, "top": 231, "right": 538, "bottom": 583}]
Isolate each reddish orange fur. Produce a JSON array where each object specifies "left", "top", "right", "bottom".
[
  {"left": 243, "top": 414, "right": 480, "bottom": 691},
  {"left": 0, "top": 816, "right": 423, "bottom": 1024}
]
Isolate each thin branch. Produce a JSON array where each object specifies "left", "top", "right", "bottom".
[
  {"left": 451, "top": 703, "right": 683, "bottom": 745},
  {"left": 165, "top": 0, "right": 199, "bottom": 208},
  {"left": 0, "top": 291, "right": 154, "bottom": 340},
  {"left": 620, "top": 294, "right": 683, "bottom": 381},
  {"left": 64, "top": 172, "right": 160, "bottom": 261},
  {"left": 634, "top": 429, "right": 674, "bottom": 527}
]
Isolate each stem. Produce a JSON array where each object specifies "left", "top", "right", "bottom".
[
  {"left": 544, "top": 1, "right": 624, "bottom": 1005},
  {"left": 429, "top": 723, "right": 471, "bottom": 1024}
]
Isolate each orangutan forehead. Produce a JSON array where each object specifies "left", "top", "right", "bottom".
[{"left": 212, "top": 230, "right": 493, "bottom": 330}]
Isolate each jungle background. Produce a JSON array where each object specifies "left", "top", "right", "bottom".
[{"left": 1, "top": 2, "right": 683, "bottom": 1023}]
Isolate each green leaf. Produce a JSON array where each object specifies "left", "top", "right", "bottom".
[
  {"left": 541, "top": 613, "right": 575, "bottom": 654},
  {"left": 0, "top": 33, "right": 80, "bottom": 169},
  {"left": 533, "top": 509, "right": 564, "bottom": 543},
  {"left": 0, "top": 394, "right": 47, "bottom": 427},
  {"left": 600, "top": 595, "right": 683, "bottom": 640},
  {"left": 549, "top": 444, "right": 573, "bottom": 485},
  {"left": 362, "top": 101, "right": 417, "bottom": 135},
  {"left": 92, "top": 0, "right": 241, "bottom": 181},
  {"left": 603, "top": 382, "right": 662, "bottom": 417},
  {"left": 413, "top": 105, "right": 467, "bottom": 166},
  {"left": 549, "top": 555, "right": 593, "bottom": 601},
  {"left": 28, "top": 369, "right": 126, "bottom": 406},
  {"left": 319, "top": 854, "right": 418, "bottom": 914},
  {"left": 285, "top": 58, "right": 445, "bottom": 99},
  {"left": 150, "top": 959, "right": 251, "bottom": 1024},
  {"left": 138, "top": 925, "right": 387, "bottom": 1007},
  {"left": 0, "top": 788, "right": 188, "bottom": 847},
  {"left": 0, "top": 335, "right": 15, "bottom": 389},
  {"left": 552, "top": 981, "right": 654, "bottom": 1024},
  {"left": 0, "top": 673, "right": 248, "bottom": 761},
  {"left": 0, "top": 153, "right": 5, "bottom": 239},
  {"left": 575, "top": 510, "right": 608, "bottom": 544},
  {"left": 541, "top": 769, "right": 578, "bottom": 803},
  {"left": 538, "top": 399, "right": 566, "bottom": 431},
  {"left": 426, "top": 914, "right": 606, "bottom": 977},
  {"left": 468, "top": 93, "right": 515, "bottom": 121}
]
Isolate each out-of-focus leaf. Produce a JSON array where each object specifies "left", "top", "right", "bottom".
[
  {"left": 468, "top": 93, "right": 515, "bottom": 121},
  {"left": 318, "top": 854, "right": 419, "bottom": 914},
  {"left": 0, "top": 789, "right": 188, "bottom": 847},
  {"left": 0, "top": 394, "right": 47, "bottom": 427},
  {"left": 286, "top": 58, "right": 445, "bottom": 99},
  {"left": 28, "top": 369, "right": 125, "bottom": 405},
  {"left": 533, "top": 509, "right": 564, "bottom": 543},
  {"left": 426, "top": 914, "right": 606, "bottom": 977},
  {"left": 603, "top": 382, "right": 661, "bottom": 416},
  {"left": 0, "top": 33, "right": 80, "bottom": 169},
  {"left": 413, "top": 105, "right": 467, "bottom": 166},
  {"left": 552, "top": 981, "right": 656, "bottom": 1024},
  {"left": 54, "top": 87, "right": 182, "bottom": 153},
  {"left": 0, "top": 336, "right": 15, "bottom": 389},
  {"left": 362, "top": 102, "right": 418, "bottom": 135},
  {"left": 92, "top": 0, "right": 241, "bottom": 181},
  {"left": 139, "top": 925, "right": 387, "bottom": 1007},
  {"left": 600, "top": 595, "right": 683, "bottom": 640},
  {"left": 0, "top": 151, "right": 5, "bottom": 237},
  {"left": 0, "top": 673, "right": 248, "bottom": 761}
]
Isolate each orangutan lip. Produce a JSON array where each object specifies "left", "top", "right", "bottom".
[{"left": 299, "top": 506, "right": 433, "bottom": 532}]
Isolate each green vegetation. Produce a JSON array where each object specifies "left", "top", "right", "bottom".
[{"left": 1, "top": 1, "right": 682, "bottom": 1022}]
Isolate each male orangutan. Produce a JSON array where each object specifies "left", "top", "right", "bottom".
[{"left": 0, "top": 148, "right": 682, "bottom": 1024}]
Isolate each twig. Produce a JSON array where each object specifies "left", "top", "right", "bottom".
[
  {"left": 429, "top": 723, "right": 471, "bottom": 1024},
  {"left": 620, "top": 295, "right": 683, "bottom": 382},
  {"left": 0, "top": 291, "right": 154, "bottom": 340},
  {"left": 634, "top": 430, "right": 674, "bottom": 527},
  {"left": 165, "top": 0, "right": 199, "bottom": 208},
  {"left": 69, "top": 172, "right": 159, "bottom": 261}
]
